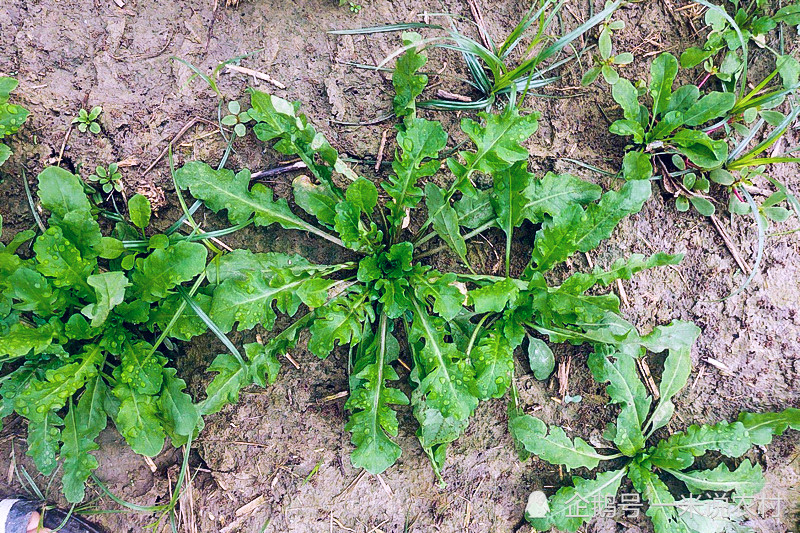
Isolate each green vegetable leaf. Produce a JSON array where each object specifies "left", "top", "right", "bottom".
[
  {"left": 175, "top": 161, "right": 334, "bottom": 241},
  {"left": 0, "top": 318, "right": 62, "bottom": 357},
  {"left": 292, "top": 175, "right": 338, "bottom": 227},
  {"left": 510, "top": 414, "right": 610, "bottom": 469},
  {"left": 650, "top": 53, "right": 679, "bottom": 118},
  {"left": 128, "top": 194, "right": 152, "bottom": 230},
  {"left": 643, "top": 320, "right": 700, "bottom": 432},
  {"left": 526, "top": 336, "right": 554, "bottom": 380},
  {"left": 384, "top": 117, "right": 447, "bottom": 231},
  {"left": 345, "top": 314, "right": 409, "bottom": 474},
  {"left": 628, "top": 461, "right": 684, "bottom": 533},
  {"left": 112, "top": 383, "right": 165, "bottom": 456},
  {"left": 454, "top": 188, "right": 495, "bottom": 229},
  {"left": 409, "top": 300, "right": 478, "bottom": 421},
  {"left": 472, "top": 323, "right": 514, "bottom": 399},
  {"left": 671, "top": 129, "right": 728, "bottom": 168},
  {"left": 649, "top": 421, "right": 752, "bottom": 470},
  {"left": 117, "top": 341, "right": 164, "bottom": 395},
  {"left": 527, "top": 469, "right": 626, "bottom": 532},
  {"left": 37, "top": 166, "right": 91, "bottom": 219},
  {"left": 131, "top": 241, "right": 207, "bottom": 303},
  {"left": 61, "top": 375, "right": 108, "bottom": 503},
  {"left": 160, "top": 367, "right": 202, "bottom": 446},
  {"left": 425, "top": 183, "right": 469, "bottom": 266},
  {"left": 469, "top": 277, "right": 519, "bottom": 314},
  {"left": 308, "top": 289, "right": 369, "bottom": 358},
  {"left": 665, "top": 460, "right": 764, "bottom": 497},
  {"left": 682, "top": 92, "right": 736, "bottom": 126},
  {"left": 737, "top": 407, "right": 800, "bottom": 445},
  {"left": 522, "top": 172, "right": 602, "bottom": 223},
  {"left": 412, "top": 269, "right": 464, "bottom": 322},
  {"left": 249, "top": 88, "right": 353, "bottom": 189},
  {"left": 527, "top": 180, "right": 651, "bottom": 274},
  {"left": 392, "top": 32, "right": 427, "bottom": 118},
  {"left": 82, "top": 272, "right": 130, "bottom": 327},
  {"left": 346, "top": 177, "right": 379, "bottom": 214},
  {"left": 34, "top": 226, "right": 95, "bottom": 291},
  {"left": 451, "top": 105, "right": 540, "bottom": 189},
  {"left": 561, "top": 253, "right": 683, "bottom": 295},
  {"left": 201, "top": 353, "right": 250, "bottom": 416},
  {"left": 588, "top": 348, "right": 650, "bottom": 455},
  {"left": 26, "top": 410, "right": 64, "bottom": 476}
]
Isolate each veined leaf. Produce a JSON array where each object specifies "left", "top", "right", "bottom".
[
  {"left": 293, "top": 175, "right": 338, "bottom": 227},
  {"left": 160, "top": 367, "right": 202, "bottom": 446},
  {"left": 392, "top": 32, "right": 427, "bottom": 118},
  {"left": 588, "top": 348, "right": 650, "bottom": 455},
  {"left": 628, "top": 461, "right": 685, "bottom": 533},
  {"left": 454, "top": 188, "right": 495, "bottom": 229},
  {"left": 509, "top": 414, "right": 611, "bottom": 469},
  {"left": 682, "top": 91, "right": 736, "bottom": 126},
  {"left": 210, "top": 263, "right": 327, "bottom": 333},
  {"left": 61, "top": 375, "right": 108, "bottom": 503},
  {"left": 249, "top": 88, "right": 353, "bottom": 188},
  {"left": 131, "top": 241, "right": 207, "bottom": 303},
  {"left": 118, "top": 341, "right": 164, "bottom": 395},
  {"left": 8, "top": 268, "right": 64, "bottom": 317},
  {"left": 409, "top": 299, "right": 478, "bottom": 421},
  {"left": 425, "top": 183, "right": 469, "bottom": 266},
  {"left": 737, "top": 408, "right": 800, "bottom": 445},
  {"left": 650, "top": 53, "right": 679, "bottom": 118},
  {"left": 527, "top": 180, "right": 651, "bottom": 275},
  {"left": 527, "top": 469, "right": 626, "bottom": 532},
  {"left": 671, "top": 129, "right": 728, "bottom": 168},
  {"left": 643, "top": 320, "right": 700, "bottom": 432},
  {"left": 469, "top": 277, "right": 519, "bottom": 314},
  {"left": 34, "top": 226, "right": 95, "bottom": 291},
  {"left": 0, "top": 318, "right": 62, "bottom": 357},
  {"left": 472, "top": 322, "right": 515, "bottom": 399},
  {"left": 82, "top": 271, "right": 130, "bottom": 327},
  {"left": 521, "top": 171, "right": 602, "bottom": 223},
  {"left": 345, "top": 314, "right": 410, "bottom": 474},
  {"left": 412, "top": 269, "right": 464, "bottom": 322},
  {"left": 112, "top": 383, "right": 165, "bottom": 457},
  {"left": 451, "top": 105, "right": 540, "bottom": 190},
  {"left": 37, "top": 166, "right": 92, "bottom": 219},
  {"left": 26, "top": 410, "right": 63, "bottom": 476},
  {"left": 205, "top": 249, "right": 319, "bottom": 284},
  {"left": 16, "top": 343, "right": 103, "bottom": 416},
  {"left": 560, "top": 253, "right": 683, "bottom": 295},
  {"left": 384, "top": 117, "right": 447, "bottom": 231},
  {"left": 649, "top": 421, "right": 752, "bottom": 470},
  {"left": 201, "top": 353, "right": 250, "bottom": 416},
  {"left": 175, "top": 161, "right": 339, "bottom": 243},
  {"left": 665, "top": 460, "right": 764, "bottom": 497},
  {"left": 308, "top": 289, "right": 370, "bottom": 358}
]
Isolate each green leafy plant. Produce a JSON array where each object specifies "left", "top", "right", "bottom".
[
  {"left": 339, "top": 0, "right": 361, "bottom": 13},
  {"left": 680, "top": 0, "right": 800, "bottom": 88},
  {"left": 0, "top": 169, "right": 212, "bottom": 503},
  {"left": 221, "top": 100, "right": 253, "bottom": 138},
  {"left": 331, "top": 0, "right": 622, "bottom": 111},
  {"left": 87, "top": 162, "right": 123, "bottom": 198},
  {"left": 581, "top": 10, "right": 633, "bottom": 86},
  {"left": 72, "top": 106, "right": 103, "bottom": 135},
  {"left": 512, "top": 342, "right": 799, "bottom": 533},
  {"left": 171, "top": 35, "right": 696, "bottom": 480},
  {"left": 0, "top": 76, "right": 30, "bottom": 167},
  {"left": 611, "top": 52, "right": 799, "bottom": 224}
]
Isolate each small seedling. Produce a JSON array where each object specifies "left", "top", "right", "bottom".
[
  {"left": 582, "top": 13, "right": 633, "bottom": 86},
  {"left": 339, "top": 0, "right": 361, "bottom": 13},
  {"left": 88, "top": 162, "right": 123, "bottom": 197},
  {"left": 221, "top": 100, "right": 253, "bottom": 137},
  {"left": 72, "top": 106, "right": 103, "bottom": 134}
]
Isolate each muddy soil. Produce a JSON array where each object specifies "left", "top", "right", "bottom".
[{"left": 1, "top": 0, "right": 799, "bottom": 532}]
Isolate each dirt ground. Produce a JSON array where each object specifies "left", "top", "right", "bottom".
[{"left": 1, "top": 0, "right": 799, "bottom": 532}]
